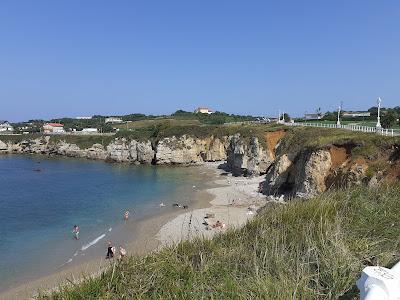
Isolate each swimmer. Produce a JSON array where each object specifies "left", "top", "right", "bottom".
[
  {"left": 159, "top": 202, "right": 165, "bottom": 207},
  {"left": 72, "top": 225, "right": 80, "bottom": 240},
  {"left": 124, "top": 211, "right": 130, "bottom": 221}
]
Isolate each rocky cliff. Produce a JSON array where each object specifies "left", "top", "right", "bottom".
[
  {"left": 0, "top": 134, "right": 271, "bottom": 175},
  {"left": 3, "top": 127, "right": 397, "bottom": 199},
  {"left": 262, "top": 141, "right": 399, "bottom": 199},
  {"left": 226, "top": 134, "right": 273, "bottom": 176}
]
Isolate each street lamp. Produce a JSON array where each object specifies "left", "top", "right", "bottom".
[
  {"left": 376, "top": 97, "right": 382, "bottom": 128},
  {"left": 336, "top": 102, "right": 342, "bottom": 126}
]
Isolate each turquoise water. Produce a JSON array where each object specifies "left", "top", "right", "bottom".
[{"left": 0, "top": 155, "right": 211, "bottom": 291}]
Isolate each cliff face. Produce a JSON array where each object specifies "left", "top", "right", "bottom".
[
  {"left": 0, "top": 134, "right": 272, "bottom": 174},
  {"left": 226, "top": 134, "right": 273, "bottom": 176},
  {"left": 262, "top": 143, "right": 386, "bottom": 198},
  {"left": 3, "top": 129, "right": 396, "bottom": 199},
  {"left": 105, "top": 139, "right": 154, "bottom": 163}
]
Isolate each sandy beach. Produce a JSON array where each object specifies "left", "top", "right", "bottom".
[
  {"left": 0, "top": 163, "right": 266, "bottom": 300},
  {"left": 157, "top": 162, "right": 267, "bottom": 245}
]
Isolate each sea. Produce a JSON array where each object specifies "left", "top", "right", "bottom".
[{"left": 0, "top": 154, "right": 214, "bottom": 292}]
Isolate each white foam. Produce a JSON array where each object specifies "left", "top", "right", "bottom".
[
  {"left": 108, "top": 227, "right": 112, "bottom": 232},
  {"left": 59, "top": 257, "right": 73, "bottom": 268},
  {"left": 81, "top": 233, "right": 106, "bottom": 251}
]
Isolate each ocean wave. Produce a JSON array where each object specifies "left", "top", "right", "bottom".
[{"left": 81, "top": 233, "right": 106, "bottom": 251}]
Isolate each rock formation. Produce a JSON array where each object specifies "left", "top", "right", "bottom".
[
  {"left": 226, "top": 134, "right": 272, "bottom": 176},
  {"left": 2, "top": 130, "right": 394, "bottom": 199}
]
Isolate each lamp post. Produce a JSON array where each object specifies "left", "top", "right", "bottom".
[
  {"left": 336, "top": 102, "right": 342, "bottom": 126},
  {"left": 376, "top": 97, "right": 382, "bottom": 128}
]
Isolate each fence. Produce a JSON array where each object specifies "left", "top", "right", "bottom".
[{"left": 284, "top": 122, "right": 400, "bottom": 137}]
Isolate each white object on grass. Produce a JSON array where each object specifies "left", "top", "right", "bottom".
[{"left": 357, "top": 261, "right": 400, "bottom": 300}]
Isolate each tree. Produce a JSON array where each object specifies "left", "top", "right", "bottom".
[
  {"left": 381, "top": 111, "right": 397, "bottom": 129},
  {"left": 283, "top": 113, "right": 291, "bottom": 122},
  {"left": 322, "top": 111, "right": 337, "bottom": 121}
]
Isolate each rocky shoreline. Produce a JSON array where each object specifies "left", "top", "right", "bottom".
[
  {"left": 1, "top": 128, "right": 399, "bottom": 199},
  {"left": 0, "top": 133, "right": 274, "bottom": 176}
]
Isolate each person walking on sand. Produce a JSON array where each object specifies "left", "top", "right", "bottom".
[
  {"left": 106, "top": 242, "right": 115, "bottom": 259},
  {"left": 124, "top": 210, "right": 130, "bottom": 221},
  {"left": 72, "top": 225, "right": 80, "bottom": 240}
]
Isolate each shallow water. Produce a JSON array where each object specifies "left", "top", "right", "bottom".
[{"left": 0, "top": 155, "right": 212, "bottom": 291}]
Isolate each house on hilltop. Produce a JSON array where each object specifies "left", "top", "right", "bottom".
[
  {"left": 43, "top": 123, "right": 65, "bottom": 134},
  {"left": 105, "top": 117, "right": 123, "bottom": 124},
  {"left": 0, "top": 121, "right": 14, "bottom": 132},
  {"left": 194, "top": 107, "right": 214, "bottom": 114}
]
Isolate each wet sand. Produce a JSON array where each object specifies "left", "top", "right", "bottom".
[{"left": 0, "top": 163, "right": 266, "bottom": 300}]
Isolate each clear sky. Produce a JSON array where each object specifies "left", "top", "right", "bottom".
[{"left": 1, "top": 1, "right": 399, "bottom": 122}]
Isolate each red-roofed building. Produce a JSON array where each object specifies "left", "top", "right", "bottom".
[
  {"left": 43, "top": 123, "right": 65, "bottom": 134},
  {"left": 194, "top": 107, "right": 214, "bottom": 114}
]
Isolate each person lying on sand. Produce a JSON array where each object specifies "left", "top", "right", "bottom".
[
  {"left": 172, "top": 203, "right": 188, "bottom": 209},
  {"left": 118, "top": 245, "right": 126, "bottom": 260},
  {"left": 212, "top": 220, "right": 226, "bottom": 229}
]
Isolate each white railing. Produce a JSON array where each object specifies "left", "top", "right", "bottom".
[{"left": 283, "top": 122, "right": 400, "bottom": 137}]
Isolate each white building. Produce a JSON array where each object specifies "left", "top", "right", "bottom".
[
  {"left": 0, "top": 122, "right": 14, "bottom": 132},
  {"left": 105, "top": 117, "right": 123, "bottom": 124},
  {"left": 304, "top": 113, "right": 325, "bottom": 120},
  {"left": 76, "top": 116, "right": 92, "bottom": 120},
  {"left": 194, "top": 107, "right": 214, "bottom": 114},
  {"left": 342, "top": 111, "right": 371, "bottom": 118},
  {"left": 43, "top": 123, "right": 65, "bottom": 134},
  {"left": 81, "top": 128, "right": 98, "bottom": 133}
]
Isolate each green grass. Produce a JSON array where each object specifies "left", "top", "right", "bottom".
[
  {"left": 49, "top": 135, "right": 115, "bottom": 149},
  {"left": 38, "top": 184, "right": 400, "bottom": 299},
  {"left": 278, "top": 127, "right": 400, "bottom": 158},
  {"left": 116, "top": 123, "right": 285, "bottom": 149},
  {"left": 114, "top": 118, "right": 202, "bottom": 130},
  {"left": 0, "top": 134, "right": 115, "bottom": 150}
]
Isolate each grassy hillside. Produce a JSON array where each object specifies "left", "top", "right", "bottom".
[
  {"left": 39, "top": 184, "right": 400, "bottom": 299},
  {"left": 278, "top": 126, "right": 400, "bottom": 158}
]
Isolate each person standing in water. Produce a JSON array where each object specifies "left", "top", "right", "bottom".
[
  {"left": 124, "top": 211, "right": 130, "bottom": 221},
  {"left": 72, "top": 225, "right": 80, "bottom": 240}
]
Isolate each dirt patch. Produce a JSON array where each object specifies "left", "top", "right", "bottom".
[
  {"left": 264, "top": 130, "right": 286, "bottom": 159},
  {"left": 329, "top": 146, "right": 349, "bottom": 169},
  {"left": 386, "top": 163, "right": 400, "bottom": 182},
  {"left": 353, "top": 156, "right": 367, "bottom": 166}
]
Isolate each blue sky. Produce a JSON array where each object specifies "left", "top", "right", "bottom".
[{"left": 1, "top": 1, "right": 399, "bottom": 121}]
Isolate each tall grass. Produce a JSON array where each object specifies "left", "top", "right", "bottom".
[{"left": 39, "top": 184, "right": 400, "bottom": 299}]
